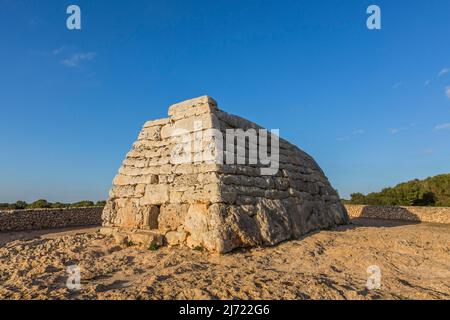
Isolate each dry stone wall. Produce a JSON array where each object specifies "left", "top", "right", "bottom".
[
  {"left": 0, "top": 207, "right": 103, "bottom": 232},
  {"left": 102, "top": 96, "right": 349, "bottom": 253},
  {"left": 345, "top": 204, "right": 450, "bottom": 224}
]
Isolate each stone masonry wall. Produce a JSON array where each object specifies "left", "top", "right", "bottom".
[
  {"left": 209, "top": 109, "right": 349, "bottom": 250},
  {"left": 345, "top": 204, "right": 450, "bottom": 224},
  {"left": 102, "top": 96, "right": 349, "bottom": 253},
  {"left": 102, "top": 97, "right": 224, "bottom": 249},
  {"left": 0, "top": 207, "right": 103, "bottom": 232}
]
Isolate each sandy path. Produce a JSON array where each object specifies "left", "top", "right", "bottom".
[
  {"left": 0, "top": 218, "right": 449, "bottom": 300},
  {"left": 0, "top": 226, "right": 100, "bottom": 246}
]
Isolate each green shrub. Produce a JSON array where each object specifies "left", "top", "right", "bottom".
[
  {"left": 51, "top": 202, "right": 69, "bottom": 208},
  {"left": 70, "top": 201, "right": 95, "bottom": 208},
  {"left": 14, "top": 201, "right": 28, "bottom": 209},
  {"left": 0, "top": 201, "right": 28, "bottom": 210},
  {"left": 0, "top": 199, "right": 107, "bottom": 210},
  {"left": 27, "top": 199, "right": 52, "bottom": 209},
  {"left": 346, "top": 174, "right": 450, "bottom": 207}
]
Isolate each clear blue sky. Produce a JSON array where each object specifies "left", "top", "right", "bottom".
[{"left": 1, "top": 0, "right": 449, "bottom": 202}]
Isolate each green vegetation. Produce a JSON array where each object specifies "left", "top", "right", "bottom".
[
  {"left": 95, "top": 200, "right": 107, "bottom": 207},
  {"left": 0, "top": 199, "right": 107, "bottom": 210},
  {"left": 344, "top": 174, "right": 450, "bottom": 207}
]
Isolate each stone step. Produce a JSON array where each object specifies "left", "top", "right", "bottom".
[
  {"left": 129, "top": 230, "right": 164, "bottom": 247},
  {"left": 100, "top": 227, "right": 164, "bottom": 248}
]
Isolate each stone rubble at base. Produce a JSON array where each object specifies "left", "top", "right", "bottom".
[{"left": 101, "top": 96, "right": 350, "bottom": 253}]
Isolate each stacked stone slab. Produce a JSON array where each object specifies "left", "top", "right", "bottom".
[{"left": 101, "top": 96, "right": 349, "bottom": 253}]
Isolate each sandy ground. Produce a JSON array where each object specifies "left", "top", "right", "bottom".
[{"left": 0, "top": 219, "right": 449, "bottom": 300}]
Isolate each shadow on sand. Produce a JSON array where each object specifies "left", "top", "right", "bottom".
[{"left": 0, "top": 225, "right": 100, "bottom": 246}]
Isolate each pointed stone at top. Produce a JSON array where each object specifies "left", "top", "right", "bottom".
[{"left": 168, "top": 95, "right": 217, "bottom": 116}]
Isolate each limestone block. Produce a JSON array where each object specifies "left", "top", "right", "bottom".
[
  {"left": 126, "top": 149, "right": 145, "bottom": 158},
  {"left": 173, "top": 174, "right": 199, "bottom": 188},
  {"left": 255, "top": 199, "right": 292, "bottom": 245},
  {"left": 161, "top": 113, "right": 220, "bottom": 140},
  {"left": 274, "top": 177, "right": 290, "bottom": 190},
  {"left": 165, "top": 231, "right": 187, "bottom": 246},
  {"left": 129, "top": 230, "right": 164, "bottom": 248},
  {"left": 158, "top": 203, "right": 189, "bottom": 232},
  {"left": 186, "top": 235, "right": 202, "bottom": 249},
  {"left": 101, "top": 201, "right": 116, "bottom": 227},
  {"left": 184, "top": 203, "right": 216, "bottom": 250},
  {"left": 110, "top": 185, "right": 135, "bottom": 198},
  {"left": 169, "top": 191, "right": 184, "bottom": 204},
  {"left": 144, "top": 118, "right": 169, "bottom": 128},
  {"left": 226, "top": 206, "right": 262, "bottom": 246},
  {"left": 206, "top": 183, "right": 236, "bottom": 204},
  {"left": 170, "top": 103, "right": 218, "bottom": 121},
  {"left": 199, "top": 229, "right": 236, "bottom": 253},
  {"left": 113, "top": 232, "right": 130, "bottom": 246},
  {"left": 123, "top": 158, "right": 147, "bottom": 168},
  {"left": 181, "top": 184, "right": 220, "bottom": 203},
  {"left": 288, "top": 200, "right": 312, "bottom": 238},
  {"left": 144, "top": 149, "right": 162, "bottom": 158},
  {"left": 264, "top": 189, "right": 290, "bottom": 199},
  {"left": 236, "top": 195, "right": 257, "bottom": 205},
  {"left": 197, "top": 172, "right": 220, "bottom": 185},
  {"left": 175, "top": 164, "right": 194, "bottom": 175},
  {"left": 114, "top": 174, "right": 158, "bottom": 186},
  {"left": 158, "top": 164, "right": 174, "bottom": 175},
  {"left": 240, "top": 204, "right": 258, "bottom": 216},
  {"left": 138, "top": 126, "right": 162, "bottom": 141},
  {"left": 232, "top": 185, "right": 265, "bottom": 198},
  {"left": 197, "top": 163, "right": 222, "bottom": 173},
  {"left": 168, "top": 95, "right": 217, "bottom": 116},
  {"left": 140, "top": 184, "right": 169, "bottom": 205},
  {"left": 115, "top": 199, "right": 139, "bottom": 229},
  {"left": 119, "top": 165, "right": 142, "bottom": 177}
]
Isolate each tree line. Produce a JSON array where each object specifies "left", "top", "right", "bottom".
[
  {"left": 343, "top": 174, "right": 450, "bottom": 207},
  {"left": 0, "top": 199, "right": 106, "bottom": 210}
]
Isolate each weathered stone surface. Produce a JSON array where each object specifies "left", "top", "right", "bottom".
[
  {"left": 102, "top": 96, "right": 350, "bottom": 253},
  {"left": 144, "top": 118, "right": 169, "bottom": 128},
  {"left": 114, "top": 199, "right": 139, "bottom": 229},
  {"left": 140, "top": 184, "right": 169, "bottom": 205},
  {"left": 138, "top": 125, "right": 162, "bottom": 141},
  {"left": 129, "top": 230, "right": 164, "bottom": 248},
  {"left": 158, "top": 204, "right": 189, "bottom": 232},
  {"left": 184, "top": 204, "right": 209, "bottom": 235},
  {"left": 165, "top": 230, "right": 187, "bottom": 246},
  {"left": 256, "top": 199, "right": 292, "bottom": 245}
]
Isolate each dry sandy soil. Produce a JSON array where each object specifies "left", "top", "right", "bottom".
[{"left": 0, "top": 218, "right": 449, "bottom": 300}]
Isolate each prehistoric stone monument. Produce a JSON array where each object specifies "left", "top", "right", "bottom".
[{"left": 101, "top": 96, "right": 349, "bottom": 253}]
